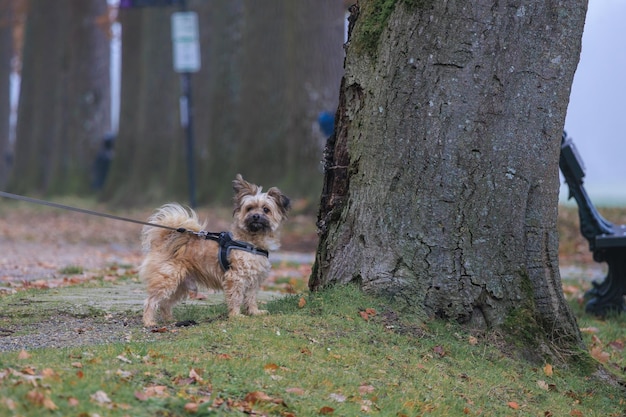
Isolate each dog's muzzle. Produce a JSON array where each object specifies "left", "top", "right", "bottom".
[{"left": 246, "top": 214, "right": 270, "bottom": 232}]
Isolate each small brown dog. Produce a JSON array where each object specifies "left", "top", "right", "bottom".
[{"left": 140, "top": 174, "right": 290, "bottom": 327}]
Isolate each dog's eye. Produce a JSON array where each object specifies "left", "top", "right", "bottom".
[
  {"left": 263, "top": 207, "right": 270, "bottom": 214},
  {"left": 246, "top": 207, "right": 253, "bottom": 212}
]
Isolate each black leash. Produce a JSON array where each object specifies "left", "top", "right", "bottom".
[
  {"left": 0, "top": 190, "right": 269, "bottom": 270},
  {"left": 0, "top": 190, "right": 185, "bottom": 233}
]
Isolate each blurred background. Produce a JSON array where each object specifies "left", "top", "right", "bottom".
[
  {"left": 0, "top": 0, "right": 623, "bottom": 209},
  {"left": 0, "top": 0, "right": 347, "bottom": 208},
  {"left": 563, "top": 0, "right": 626, "bottom": 206}
]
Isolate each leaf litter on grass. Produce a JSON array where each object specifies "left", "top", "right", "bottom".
[
  {"left": 2, "top": 284, "right": 625, "bottom": 416},
  {"left": 1, "top": 203, "right": 625, "bottom": 415}
]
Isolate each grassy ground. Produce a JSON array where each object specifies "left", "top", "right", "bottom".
[
  {"left": 0, "top": 203, "right": 624, "bottom": 416},
  {"left": 0, "top": 284, "right": 624, "bottom": 416}
]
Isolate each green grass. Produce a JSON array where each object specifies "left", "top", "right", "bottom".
[{"left": 0, "top": 285, "right": 624, "bottom": 416}]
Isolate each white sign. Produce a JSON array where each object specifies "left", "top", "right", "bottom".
[{"left": 171, "top": 12, "right": 201, "bottom": 73}]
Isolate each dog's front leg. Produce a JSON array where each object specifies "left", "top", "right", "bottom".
[
  {"left": 223, "top": 272, "right": 245, "bottom": 317},
  {"left": 243, "top": 281, "right": 267, "bottom": 316}
]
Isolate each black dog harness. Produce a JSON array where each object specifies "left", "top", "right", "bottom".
[{"left": 199, "top": 231, "right": 269, "bottom": 271}]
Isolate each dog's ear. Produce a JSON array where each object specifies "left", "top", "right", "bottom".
[
  {"left": 267, "top": 187, "right": 291, "bottom": 217},
  {"left": 233, "top": 174, "right": 261, "bottom": 197},
  {"left": 233, "top": 174, "right": 261, "bottom": 212}
]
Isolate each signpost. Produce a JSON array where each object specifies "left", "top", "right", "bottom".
[
  {"left": 171, "top": 12, "right": 201, "bottom": 73},
  {"left": 119, "top": 0, "right": 200, "bottom": 208},
  {"left": 171, "top": 10, "right": 201, "bottom": 208}
]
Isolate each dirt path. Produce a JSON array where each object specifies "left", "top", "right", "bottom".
[{"left": 0, "top": 204, "right": 316, "bottom": 351}]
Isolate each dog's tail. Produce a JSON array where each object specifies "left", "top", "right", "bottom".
[{"left": 141, "top": 203, "right": 206, "bottom": 252}]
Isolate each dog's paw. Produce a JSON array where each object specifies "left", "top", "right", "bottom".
[
  {"left": 249, "top": 309, "right": 268, "bottom": 316},
  {"left": 228, "top": 310, "right": 244, "bottom": 318}
]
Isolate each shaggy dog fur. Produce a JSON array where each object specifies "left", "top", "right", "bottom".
[{"left": 140, "top": 174, "right": 290, "bottom": 327}]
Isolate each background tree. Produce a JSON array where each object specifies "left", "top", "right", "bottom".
[
  {"left": 9, "top": 0, "right": 110, "bottom": 195},
  {"left": 103, "top": 5, "right": 183, "bottom": 205},
  {"left": 0, "top": 0, "right": 13, "bottom": 188},
  {"left": 311, "top": 0, "right": 588, "bottom": 352},
  {"left": 107, "top": 0, "right": 344, "bottom": 206}
]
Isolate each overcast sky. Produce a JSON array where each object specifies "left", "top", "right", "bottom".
[{"left": 564, "top": 0, "right": 626, "bottom": 204}]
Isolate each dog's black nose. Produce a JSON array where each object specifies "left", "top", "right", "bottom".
[{"left": 252, "top": 214, "right": 260, "bottom": 221}]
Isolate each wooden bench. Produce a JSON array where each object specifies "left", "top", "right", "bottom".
[{"left": 559, "top": 132, "right": 626, "bottom": 316}]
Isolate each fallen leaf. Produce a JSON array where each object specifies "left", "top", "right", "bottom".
[
  {"left": 90, "top": 390, "right": 111, "bottom": 404},
  {"left": 570, "top": 410, "right": 583, "bottom": 417},
  {"left": 562, "top": 285, "right": 581, "bottom": 295},
  {"left": 41, "top": 368, "right": 57, "bottom": 379},
  {"left": 43, "top": 397, "right": 58, "bottom": 410},
  {"left": 25, "top": 390, "right": 45, "bottom": 406},
  {"left": 18, "top": 350, "right": 30, "bottom": 360},
  {"left": 537, "top": 380, "right": 550, "bottom": 391},
  {"left": 319, "top": 406, "right": 335, "bottom": 415},
  {"left": 184, "top": 402, "right": 199, "bottom": 413},
  {"left": 134, "top": 391, "right": 149, "bottom": 402},
  {"left": 286, "top": 387, "right": 305, "bottom": 395},
  {"left": 144, "top": 385, "right": 169, "bottom": 398},
  {"left": 71, "top": 362, "right": 83, "bottom": 368},
  {"left": 151, "top": 327, "right": 168, "bottom": 333},
  {"left": 244, "top": 391, "right": 285, "bottom": 405},
  {"left": 507, "top": 401, "right": 520, "bottom": 410},
  {"left": 365, "top": 308, "right": 377, "bottom": 316},
  {"left": 608, "top": 340, "right": 624, "bottom": 351},
  {"left": 21, "top": 366, "right": 36, "bottom": 375},
  {"left": 329, "top": 393, "right": 346, "bottom": 402},
  {"left": 433, "top": 345, "right": 446, "bottom": 357},
  {"left": 189, "top": 291, "right": 207, "bottom": 300},
  {"left": 590, "top": 346, "right": 610, "bottom": 363},
  {"left": 580, "top": 327, "right": 599, "bottom": 334},
  {"left": 359, "top": 384, "right": 375, "bottom": 395},
  {"left": 468, "top": 336, "right": 478, "bottom": 346},
  {"left": 217, "top": 353, "right": 232, "bottom": 360},
  {"left": 116, "top": 354, "right": 132, "bottom": 364},
  {"left": 244, "top": 391, "right": 271, "bottom": 404},
  {"left": 543, "top": 363, "right": 553, "bottom": 377},
  {"left": 68, "top": 397, "right": 79, "bottom": 407},
  {"left": 264, "top": 363, "right": 280, "bottom": 372},
  {"left": 359, "top": 311, "right": 370, "bottom": 321},
  {"left": 189, "top": 368, "right": 203, "bottom": 382},
  {"left": 1, "top": 398, "right": 16, "bottom": 411},
  {"left": 298, "top": 297, "right": 306, "bottom": 308},
  {"left": 116, "top": 369, "right": 133, "bottom": 380}
]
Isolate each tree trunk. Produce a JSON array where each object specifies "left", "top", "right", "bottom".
[
  {"left": 9, "top": 0, "right": 110, "bottom": 195},
  {"left": 311, "top": 0, "right": 587, "bottom": 349},
  {"left": 104, "top": 6, "right": 183, "bottom": 205},
  {"left": 235, "top": 0, "right": 344, "bottom": 201}
]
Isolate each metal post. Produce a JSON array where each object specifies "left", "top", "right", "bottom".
[
  {"left": 181, "top": 72, "right": 197, "bottom": 208},
  {"left": 178, "top": 0, "right": 196, "bottom": 208}
]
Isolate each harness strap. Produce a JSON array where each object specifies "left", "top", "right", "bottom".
[{"left": 201, "top": 231, "right": 269, "bottom": 271}]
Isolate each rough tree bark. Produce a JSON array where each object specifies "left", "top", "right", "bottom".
[{"left": 311, "top": 0, "right": 588, "bottom": 349}]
